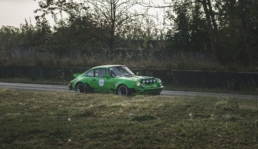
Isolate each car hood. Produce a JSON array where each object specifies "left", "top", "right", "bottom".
[
  {"left": 72, "top": 73, "right": 155, "bottom": 81},
  {"left": 73, "top": 73, "right": 83, "bottom": 79},
  {"left": 115, "top": 75, "right": 154, "bottom": 81}
]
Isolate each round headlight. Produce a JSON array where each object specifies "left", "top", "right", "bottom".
[
  {"left": 157, "top": 78, "right": 162, "bottom": 83},
  {"left": 136, "top": 81, "right": 141, "bottom": 87}
]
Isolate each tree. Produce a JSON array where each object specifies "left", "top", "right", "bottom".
[
  {"left": 78, "top": 0, "right": 149, "bottom": 55},
  {"left": 215, "top": 0, "right": 258, "bottom": 64},
  {"left": 0, "top": 26, "right": 20, "bottom": 56},
  {"left": 19, "top": 19, "right": 37, "bottom": 46},
  {"left": 34, "top": 17, "right": 52, "bottom": 49},
  {"left": 165, "top": 0, "right": 210, "bottom": 52},
  {"left": 35, "top": 0, "right": 107, "bottom": 54},
  {"left": 35, "top": 0, "right": 147, "bottom": 56},
  {"left": 166, "top": 1, "right": 191, "bottom": 51},
  {"left": 194, "top": 0, "right": 221, "bottom": 62}
]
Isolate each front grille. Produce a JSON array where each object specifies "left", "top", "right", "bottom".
[{"left": 141, "top": 78, "right": 156, "bottom": 84}]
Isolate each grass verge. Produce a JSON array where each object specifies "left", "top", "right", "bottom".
[
  {"left": 0, "top": 88, "right": 258, "bottom": 148},
  {"left": 165, "top": 86, "right": 258, "bottom": 95}
]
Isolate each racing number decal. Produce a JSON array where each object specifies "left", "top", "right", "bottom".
[{"left": 99, "top": 78, "right": 105, "bottom": 87}]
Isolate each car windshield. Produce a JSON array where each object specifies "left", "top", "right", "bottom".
[{"left": 109, "top": 66, "right": 135, "bottom": 77}]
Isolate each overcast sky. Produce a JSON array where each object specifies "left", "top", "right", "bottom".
[{"left": 0, "top": 0, "right": 39, "bottom": 27}]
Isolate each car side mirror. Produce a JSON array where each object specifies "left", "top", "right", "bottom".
[{"left": 103, "top": 74, "right": 110, "bottom": 79}]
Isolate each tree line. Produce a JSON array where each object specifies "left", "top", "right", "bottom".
[{"left": 0, "top": 0, "right": 257, "bottom": 66}]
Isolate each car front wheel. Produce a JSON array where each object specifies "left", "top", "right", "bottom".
[
  {"left": 76, "top": 83, "right": 86, "bottom": 93},
  {"left": 117, "top": 85, "right": 129, "bottom": 96}
]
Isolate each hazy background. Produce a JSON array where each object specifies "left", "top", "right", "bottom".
[{"left": 0, "top": 0, "right": 40, "bottom": 27}]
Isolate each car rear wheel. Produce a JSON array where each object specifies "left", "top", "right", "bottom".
[
  {"left": 117, "top": 85, "right": 129, "bottom": 96},
  {"left": 76, "top": 83, "right": 86, "bottom": 93}
]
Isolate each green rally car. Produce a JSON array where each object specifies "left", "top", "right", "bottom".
[{"left": 68, "top": 65, "right": 163, "bottom": 96}]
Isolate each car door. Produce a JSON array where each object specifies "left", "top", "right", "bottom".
[{"left": 89, "top": 68, "right": 114, "bottom": 92}]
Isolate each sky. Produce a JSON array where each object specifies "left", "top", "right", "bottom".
[
  {"left": 0, "top": 0, "right": 39, "bottom": 28},
  {"left": 0, "top": 0, "right": 172, "bottom": 28}
]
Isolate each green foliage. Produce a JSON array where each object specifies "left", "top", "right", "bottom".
[
  {"left": 1, "top": 0, "right": 258, "bottom": 69},
  {"left": 0, "top": 18, "right": 51, "bottom": 56},
  {"left": 0, "top": 26, "right": 20, "bottom": 53},
  {"left": 165, "top": 0, "right": 258, "bottom": 65},
  {"left": 35, "top": 0, "right": 148, "bottom": 55},
  {"left": 166, "top": 0, "right": 210, "bottom": 52}
]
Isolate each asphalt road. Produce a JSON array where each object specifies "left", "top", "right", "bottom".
[{"left": 0, "top": 82, "right": 257, "bottom": 99}]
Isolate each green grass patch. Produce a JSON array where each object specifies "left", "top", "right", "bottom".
[{"left": 0, "top": 88, "right": 258, "bottom": 148}]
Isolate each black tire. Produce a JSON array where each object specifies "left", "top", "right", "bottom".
[
  {"left": 76, "top": 83, "right": 86, "bottom": 93},
  {"left": 117, "top": 85, "right": 129, "bottom": 96}
]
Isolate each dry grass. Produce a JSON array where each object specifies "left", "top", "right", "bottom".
[
  {"left": 0, "top": 52, "right": 230, "bottom": 71},
  {"left": 2, "top": 49, "right": 257, "bottom": 72},
  {"left": 0, "top": 88, "right": 258, "bottom": 148}
]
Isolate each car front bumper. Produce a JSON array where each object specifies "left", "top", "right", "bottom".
[
  {"left": 130, "top": 86, "right": 164, "bottom": 95},
  {"left": 68, "top": 82, "right": 73, "bottom": 90}
]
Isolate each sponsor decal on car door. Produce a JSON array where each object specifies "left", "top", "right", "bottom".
[{"left": 90, "top": 68, "right": 114, "bottom": 92}]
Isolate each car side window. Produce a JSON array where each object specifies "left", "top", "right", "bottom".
[
  {"left": 95, "top": 68, "right": 107, "bottom": 78},
  {"left": 109, "top": 68, "right": 116, "bottom": 77},
  {"left": 85, "top": 70, "right": 94, "bottom": 77}
]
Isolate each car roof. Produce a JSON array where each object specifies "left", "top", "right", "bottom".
[{"left": 92, "top": 65, "right": 124, "bottom": 69}]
